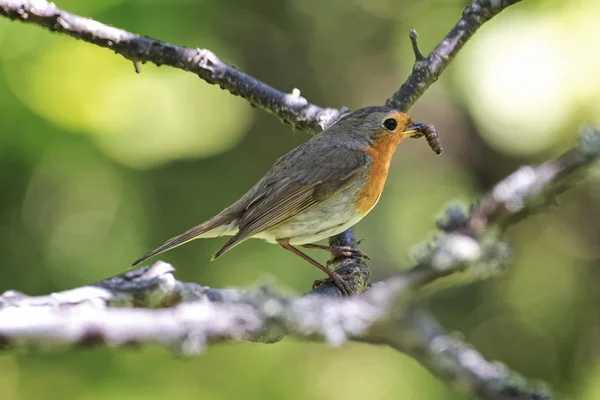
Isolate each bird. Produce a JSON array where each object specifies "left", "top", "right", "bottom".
[{"left": 133, "top": 106, "right": 441, "bottom": 295}]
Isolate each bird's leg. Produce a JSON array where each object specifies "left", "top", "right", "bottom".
[
  {"left": 277, "top": 239, "right": 354, "bottom": 296},
  {"left": 299, "top": 243, "right": 371, "bottom": 266}
]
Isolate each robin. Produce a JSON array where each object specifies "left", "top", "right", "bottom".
[{"left": 133, "top": 106, "right": 441, "bottom": 295}]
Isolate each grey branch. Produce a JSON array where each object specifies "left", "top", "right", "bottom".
[
  {"left": 3, "top": 128, "right": 599, "bottom": 400},
  {"left": 0, "top": 0, "right": 343, "bottom": 132},
  {"left": 0, "top": 0, "right": 520, "bottom": 129},
  {"left": 0, "top": 262, "right": 551, "bottom": 400}
]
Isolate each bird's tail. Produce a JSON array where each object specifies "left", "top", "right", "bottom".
[{"left": 132, "top": 212, "right": 237, "bottom": 267}]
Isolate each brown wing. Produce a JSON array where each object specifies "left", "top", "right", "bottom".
[{"left": 212, "top": 143, "right": 367, "bottom": 259}]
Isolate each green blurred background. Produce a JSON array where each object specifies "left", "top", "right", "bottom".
[{"left": 1, "top": 0, "right": 600, "bottom": 398}]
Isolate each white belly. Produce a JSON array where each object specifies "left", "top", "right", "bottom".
[{"left": 254, "top": 190, "right": 367, "bottom": 245}]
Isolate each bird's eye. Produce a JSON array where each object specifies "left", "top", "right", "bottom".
[{"left": 383, "top": 118, "right": 397, "bottom": 131}]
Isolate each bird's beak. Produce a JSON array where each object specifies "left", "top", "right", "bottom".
[{"left": 401, "top": 122, "right": 423, "bottom": 138}]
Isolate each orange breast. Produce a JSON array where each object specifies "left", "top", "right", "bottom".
[{"left": 356, "top": 133, "right": 404, "bottom": 215}]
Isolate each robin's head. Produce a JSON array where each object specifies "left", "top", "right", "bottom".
[
  {"left": 334, "top": 106, "right": 422, "bottom": 143},
  {"left": 329, "top": 106, "right": 442, "bottom": 154}
]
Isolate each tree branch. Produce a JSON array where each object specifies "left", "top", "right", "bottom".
[
  {"left": 0, "top": 0, "right": 520, "bottom": 125},
  {"left": 0, "top": 262, "right": 551, "bottom": 400},
  {"left": 0, "top": 0, "right": 344, "bottom": 132}
]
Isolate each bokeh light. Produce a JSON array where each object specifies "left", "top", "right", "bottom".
[
  {"left": 457, "top": 15, "right": 571, "bottom": 154},
  {"left": 5, "top": 39, "right": 253, "bottom": 168},
  {"left": 456, "top": 3, "right": 600, "bottom": 156}
]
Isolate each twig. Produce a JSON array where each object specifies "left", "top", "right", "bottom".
[
  {"left": 409, "top": 28, "right": 425, "bottom": 61},
  {"left": 133, "top": 61, "right": 142, "bottom": 74},
  {"left": 387, "top": 0, "right": 522, "bottom": 111}
]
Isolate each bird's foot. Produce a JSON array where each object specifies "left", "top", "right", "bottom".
[
  {"left": 326, "top": 245, "right": 371, "bottom": 267},
  {"left": 312, "top": 271, "right": 359, "bottom": 296}
]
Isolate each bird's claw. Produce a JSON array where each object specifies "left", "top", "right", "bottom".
[{"left": 312, "top": 271, "right": 358, "bottom": 296}]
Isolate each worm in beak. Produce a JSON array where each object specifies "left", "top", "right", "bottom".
[{"left": 404, "top": 122, "right": 443, "bottom": 155}]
